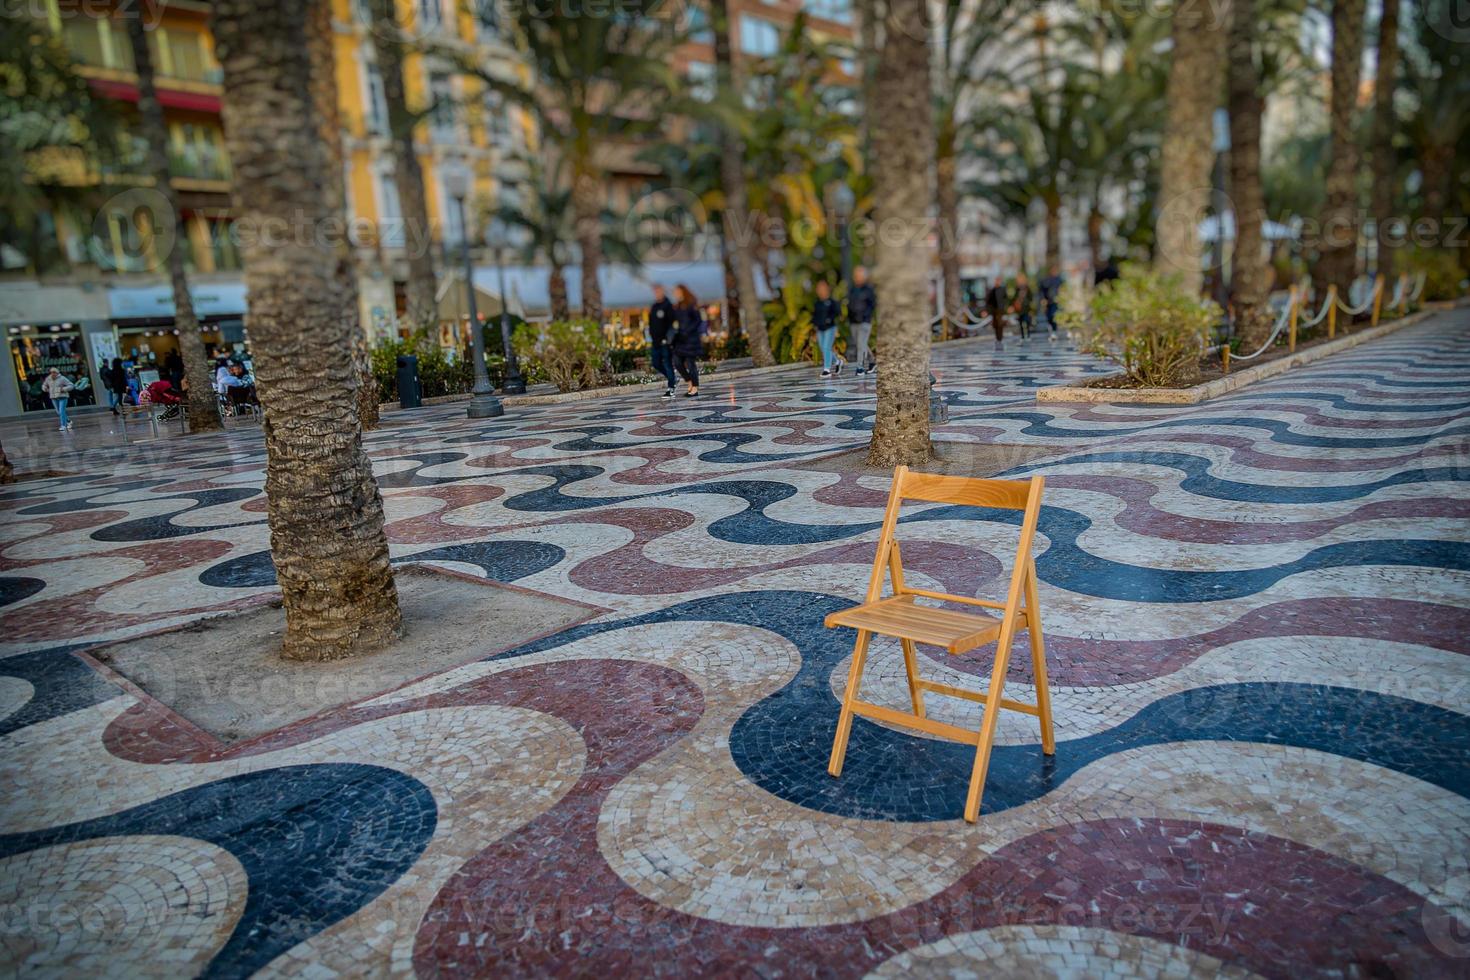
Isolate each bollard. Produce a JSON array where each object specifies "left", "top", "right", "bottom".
[
  {"left": 1371, "top": 274, "right": 1385, "bottom": 326},
  {"left": 1222, "top": 347, "right": 1230, "bottom": 375},
  {"left": 1288, "top": 287, "right": 1299, "bottom": 353},
  {"left": 928, "top": 372, "right": 948, "bottom": 423},
  {"left": 1327, "top": 285, "right": 1337, "bottom": 339},
  {"left": 396, "top": 354, "right": 422, "bottom": 409}
]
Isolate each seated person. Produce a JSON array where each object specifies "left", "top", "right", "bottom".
[
  {"left": 141, "top": 379, "right": 184, "bottom": 419},
  {"left": 224, "top": 362, "right": 258, "bottom": 409}
]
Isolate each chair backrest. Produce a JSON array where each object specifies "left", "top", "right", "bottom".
[{"left": 865, "top": 466, "right": 1045, "bottom": 612}]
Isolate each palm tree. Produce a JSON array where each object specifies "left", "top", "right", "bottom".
[
  {"left": 213, "top": 0, "right": 401, "bottom": 661},
  {"left": 491, "top": 156, "right": 573, "bottom": 320},
  {"left": 1399, "top": 1, "right": 1467, "bottom": 221},
  {"left": 1226, "top": 0, "right": 1271, "bottom": 345},
  {"left": 465, "top": 7, "right": 686, "bottom": 324},
  {"left": 1368, "top": 0, "right": 1400, "bottom": 280},
  {"left": 867, "top": 0, "right": 935, "bottom": 467},
  {"left": 710, "top": 0, "right": 775, "bottom": 365},
  {"left": 125, "top": 15, "right": 221, "bottom": 432},
  {"left": 366, "top": 0, "right": 438, "bottom": 330},
  {"left": 1154, "top": 0, "right": 1228, "bottom": 296},
  {"left": 1317, "top": 0, "right": 1367, "bottom": 297},
  {"left": 932, "top": 0, "right": 1030, "bottom": 337},
  {"left": 0, "top": 443, "right": 12, "bottom": 484}
]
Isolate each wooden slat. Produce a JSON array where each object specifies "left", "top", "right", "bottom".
[
  {"left": 899, "top": 472, "right": 1033, "bottom": 510},
  {"left": 914, "top": 678, "right": 1041, "bottom": 715},
  {"left": 825, "top": 596, "right": 1002, "bottom": 652},
  {"left": 901, "top": 588, "right": 1013, "bottom": 613},
  {"left": 849, "top": 699, "right": 982, "bottom": 745}
]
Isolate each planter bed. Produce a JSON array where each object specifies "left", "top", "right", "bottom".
[{"left": 1037, "top": 302, "right": 1457, "bottom": 405}]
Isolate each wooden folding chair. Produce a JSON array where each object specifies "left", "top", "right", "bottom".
[{"left": 825, "top": 466, "right": 1055, "bottom": 823}]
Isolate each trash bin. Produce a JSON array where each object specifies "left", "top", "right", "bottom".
[{"left": 396, "top": 354, "right": 422, "bottom": 409}]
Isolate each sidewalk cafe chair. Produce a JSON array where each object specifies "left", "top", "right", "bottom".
[{"left": 824, "top": 466, "right": 1055, "bottom": 823}]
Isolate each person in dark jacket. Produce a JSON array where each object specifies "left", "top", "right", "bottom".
[
  {"left": 984, "top": 275, "right": 1010, "bottom": 348},
  {"left": 1012, "top": 272, "right": 1035, "bottom": 339},
  {"left": 164, "top": 349, "right": 184, "bottom": 388},
  {"left": 647, "top": 284, "right": 677, "bottom": 397},
  {"left": 106, "top": 357, "right": 129, "bottom": 415},
  {"left": 846, "top": 265, "right": 876, "bottom": 375},
  {"left": 811, "top": 278, "right": 843, "bottom": 376},
  {"left": 1094, "top": 255, "right": 1121, "bottom": 288},
  {"left": 671, "top": 284, "right": 704, "bottom": 397},
  {"left": 1039, "top": 264, "right": 1064, "bottom": 334}
]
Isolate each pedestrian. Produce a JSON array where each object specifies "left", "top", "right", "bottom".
[
  {"left": 142, "top": 378, "right": 185, "bottom": 420},
  {"left": 1013, "top": 272, "right": 1035, "bottom": 339},
  {"left": 671, "top": 284, "right": 704, "bottom": 398},
  {"left": 164, "top": 349, "right": 184, "bottom": 388},
  {"left": 42, "top": 367, "right": 75, "bottom": 431},
  {"left": 1039, "top": 264, "right": 1064, "bottom": 334},
  {"left": 847, "top": 266, "right": 876, "bottom": 375},
  {"left": 985, "top": 275, "right": 1010, "bottom": 349},
  {"left": 1094, "top": 254, "right": 1121, "bottom": 288},
  {"left": 106, "top": 357, "right": 129, "bottom": 415},
  {"left": 811, "top": 279, "right": 843, "bottom": 377},
  {"left": 647, "top": 284, "right": 677, "bottom": 398}
]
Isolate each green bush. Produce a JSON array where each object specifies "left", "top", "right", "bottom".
[
  {"left": 371, "top": 334, "right": 475, "bottom": 402},
  {"left": 1403, "top": 247, "right": 1467, "bottom": 302},
  {"left": 1061, "top": 269, "right": 1220, "bottom": 387},
  {"left": 512, "top": 319, "right": 611, "bottom": 392}
]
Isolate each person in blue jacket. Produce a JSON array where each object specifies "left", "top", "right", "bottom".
[
  {"left": 647, "top": 284, "right": 677, "bottom": 397},
  {"left": 671, "top": 283, "right": 704, "bottom": 398}
]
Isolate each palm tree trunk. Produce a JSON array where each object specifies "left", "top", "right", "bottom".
[
  {"left": 572, "top": 166, "right": 604, "bottom": 323},
  {"left": 548, "top": 264, "right": 570, "bottom": 320},
  {"left": 126, "top": 15, "right": 222, "bottom": 434},
  {"left": 1086, "top": 204, "right": 1104, "bottom": 274},
  {"left": 368, "top": 0, "right": 437, "bottom": 331},
  {"left": 1369, "top": 0, "right": 1400, "bottom": 281},
  {"left": 0, "top": 442, "right": 12, "bottom": 484},
  {"left": 935, "top": 115, "right": 964, "bottom": 343},
  {"left": 1154, "top": 1, "right": 1228, "bottom": 296},
  {"left": 1318, "top": 0, "right": 1367, "bottom": 298},
  {"left": 214, "top": 0, "right": 401, "bottom": 661},
  {"left": 866, "top": 0, "right": 934, "bottom": 468},
  {"left": 711, "top": 0, "right": 774, "bottom": 365},
  {"left": 1421, "top": 143, "right": 1451, "bottom": 218},
  {"left": 1044, "top": 191, "right": 1062, "bottom": 272},
  {"left": 1227, "top": 0, "right": 1272, "bottom": 347}
]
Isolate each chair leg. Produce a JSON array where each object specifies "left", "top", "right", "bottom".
[
  {"left": 828, "top": 629, "right": 873, "bottom": 777},
  {"left": 962, "top": 631, "right": 1015, "bottom": 823},
  {"left": 1024, "top": 562, "right": 1056, "bottom": 755},
  {"left": 900, "top": 638, "right": 925, "bottom": 718}
]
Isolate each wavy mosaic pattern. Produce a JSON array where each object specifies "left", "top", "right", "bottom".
[{"left": 1, "top": 313, "right": 1467, "bottom": 976}]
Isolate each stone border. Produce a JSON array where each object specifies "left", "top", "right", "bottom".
[{"left": 1035, "top": 301, "right": 1461, "bottom": 405}]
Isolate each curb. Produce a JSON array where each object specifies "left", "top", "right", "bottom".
[{"left": 1035, "top": 301, "right": 1461, "bottom": 405}]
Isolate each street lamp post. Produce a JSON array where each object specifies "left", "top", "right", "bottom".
[
  {"left": 444, "top": 164, "right": 503, "bottom": 419},
  {"left": 485, "top": 217, "right": 526, "bottom": 395}
]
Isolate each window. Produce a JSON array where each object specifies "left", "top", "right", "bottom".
[
  {"left": 475, "top": 0, "right": 500, "bottom": 36},
  {"left": 209, "top": 219, "right": 241, "bottom": 271},
  {"left": 165, "top": 31, "right": 206, "bottom": 81},
  {"left": 443, "top": 185, "right": 466, "bottom": 246},
  {"left": 740, "top": 16, "right": 780, "bottom": 56},
  {"left": 483, "top": 90, "right": 512, "bottom": 147},
  {"left": 685, "top": 61, "right": 715, "bottom": 102},
  {"left": 365, "top": 64, "right": 389, "bottom": 135},
  {"left": 805, "top": 0, "right": 852, "bottom": 23},
  {"left": 377, "top": 169, "right": 404, "bottom": 247},
  {"left": 418, "top": 0, "right": 443, "bottom": 30},
  {"left": 62, "top": 19, "right": 106, "bottom": 67},
  {"left": 428, "top": 71, "right": 458, "bottom": 140},
  {"left": 685, "top": 6, "right": 712, "bottom": 43}
]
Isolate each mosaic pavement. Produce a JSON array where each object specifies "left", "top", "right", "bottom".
[{"left": 1, "top": 310, "right": 1468, "bottom": 977}]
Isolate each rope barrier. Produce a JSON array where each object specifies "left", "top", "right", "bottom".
[
  {"left": 1296, "top": 290, "right": 1334, "bottom": 328},
  {"left": 1230, "top": 290, "right": 1295, "bottom": 363}
]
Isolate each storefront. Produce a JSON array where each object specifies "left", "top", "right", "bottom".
[
  {"left": 7, "top": 324, "right": 99, "bottom": 413},
  {"left": 108, "top": 280, "right": 250, "bottom": 374}
]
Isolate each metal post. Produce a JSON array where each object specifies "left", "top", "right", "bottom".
[
  {"left": 495, "top": 245, "right": 525, "bottom": 395},
  {"left": 1370, "top": 274, "right": 1385, "bottom": 326},
  {"left": 457, "top": 193, "right": 504, "bottom": 419},
  {"left": 1288, "top": 287, "right": 1299, "bottom": 352},
  {"left": 1327, "top": 285, "right": 1337, "bottom": 338}
]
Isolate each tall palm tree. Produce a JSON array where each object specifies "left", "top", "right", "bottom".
[
  {"left": 1227, "top": 0, "right": 1271, "bottom": 345},
  {"left": 1400, "top": 1, "right": 1470, "bottom": 221},
  {"left": 1317, "top": 0, "right": 1367, "bottom": 297},
  {"left": 213, "top": 0, "right": 401, "bottom": 661},
  {"left": 465, "top": 6, "right": 686, "bottom": 323},
  {"left": 492, "top": 155, "right": 573, "bottom": 320},
  {"left": 1368, "top": 0, "right": 1400, "bottom": 280},
  {"left": 867, "top": 0, "right": 935, "bottom": 467},
  {"left": 367, "top": 0, "right": 438, "bottom": 331},
  {"left": 710, "top": 0, "right": 775, "bottom": 365},
  {"left": 125, "top": 14, "right": 221, "bottom": 432},
  {"left": 1154, "top": 0, "right": 1229, "bottom": 296}
]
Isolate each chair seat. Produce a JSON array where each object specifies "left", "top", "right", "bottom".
[{"left": 825, "top": 595, "right": 1005, "bottom": 654}]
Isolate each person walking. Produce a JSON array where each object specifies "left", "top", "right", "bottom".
[
  {"left": 1039, "top": 264, "right": 1064, "bottom": 335},
  {"left": 647, "top": 284, "right": 677, "bottom": 398},
  {"left": 164, "top": 349, "right": 184, "bottom": 389},
  {"left": 985, "top": 275, "right": 1010, "bottom": 350},
  {"left": 1013, "top": 272, "right": 1035, "bottom": 340},
  {"left": 42, "top": 367, "right": 75, "bottom": 430},
  {"left": 811, "top": 279, "right": 843, "bottom": 377},
  {"left": 846, "top": 265, "right": 876, "bottom": 375},
  {"left": 1094, "top": 254, "right": 1121, "bottom": 288},
  {"left": 671, "top": 284, "right": 704, "bottom": 398},
  {"left": 106, "top": 357, "right": 129, "bottom": 415}
]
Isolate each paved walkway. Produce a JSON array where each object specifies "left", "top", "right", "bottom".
[{"left": 1, "top": 314, "right": 1467, "bottom": 976}]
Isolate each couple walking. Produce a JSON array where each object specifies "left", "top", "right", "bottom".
[
  {"left": 648, "top": 284, "right": 707, "bottom": 398},
  {"left": 812, "top": 266, "right": 877, "bottom": 378}
]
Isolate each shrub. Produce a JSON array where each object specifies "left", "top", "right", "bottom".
[
  {"left": 512, "top": 319, "right": 612, "bottom": 392},
  {"left": 1061, "top": 269, "right": 1220, "bottom": 387},
  {"left": 370, "top": 334, "right": 475, "bottom": 402},
  {"left": 1403, "top": 247, "right": 1467, "bottom": 302}
]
